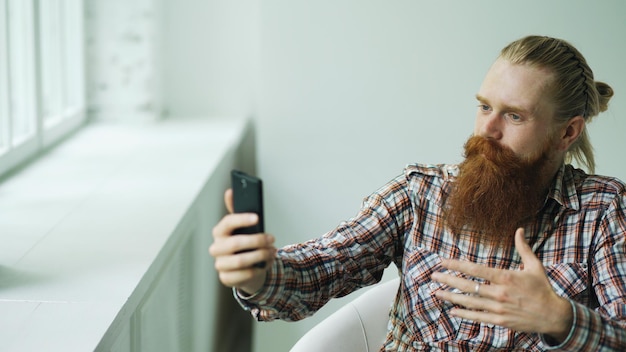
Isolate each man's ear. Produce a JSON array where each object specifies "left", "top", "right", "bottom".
[{"left": 557, "top": 116, "right": 585, "bottom": 151}]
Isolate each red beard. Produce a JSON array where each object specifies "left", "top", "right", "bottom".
[{"left": 443, "top": 135, "right": 551, "bottom": 246}]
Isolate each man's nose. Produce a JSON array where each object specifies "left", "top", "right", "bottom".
[{"left": 476, "top": 112, "right": 503, "bottom": 140}]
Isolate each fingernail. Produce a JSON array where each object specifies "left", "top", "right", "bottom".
[{"left": 249, "top": 214, "right": 258, "bottom": 223}]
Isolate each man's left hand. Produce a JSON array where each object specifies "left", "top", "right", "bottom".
[{"left": 431, "top": 228, "right": 573, "bottom": 343}]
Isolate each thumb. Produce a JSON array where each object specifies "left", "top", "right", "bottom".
[
  {"left": 515, "top": 227, "right": 540, "bottom": 271},
  {"left": 224, "top": 189, "right": 234, "bottom": 214}
]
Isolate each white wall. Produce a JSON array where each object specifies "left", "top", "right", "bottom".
[
  {"left": 85, "top": 0, "right": 163, "bottom": 121},
  {"left": 160, "top": 0, "right": 259, "bottom": 118},
  {"left": 160, "top": 1, "right": 626, "bottom": 351}
]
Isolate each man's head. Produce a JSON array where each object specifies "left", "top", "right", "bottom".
[
  {"left": 444, "top": 35, "right": 614, "bottom": 245},
  {"left": 497, "top": 35, "right": 614, "bottom": 174}
]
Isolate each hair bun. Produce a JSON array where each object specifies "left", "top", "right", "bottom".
[{"left": 595, "top": 81, "right": 614, "bottom": 113}]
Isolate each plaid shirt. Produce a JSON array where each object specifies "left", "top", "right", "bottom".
[{"left": 236, "top": 163, "right": 626, "bottom": 351}]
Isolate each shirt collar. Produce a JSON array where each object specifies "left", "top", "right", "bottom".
[{"left": 547, "top": 164, "right": 580, "bottom": 211}]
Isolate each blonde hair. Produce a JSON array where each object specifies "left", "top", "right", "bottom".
[{"left": 499, "top": 35, "right": 614, "bottom": 174}]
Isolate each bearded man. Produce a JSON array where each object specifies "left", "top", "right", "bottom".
[{"left": 210, "top": 36, "right": 626, "bottom": 351}]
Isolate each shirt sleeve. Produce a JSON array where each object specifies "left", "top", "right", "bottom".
[
  {"left": 544, "top": 191, "right": 626, "bottom": 351},
  {"left": 234, "top": 173, "right": 413, "bottom": 322}
]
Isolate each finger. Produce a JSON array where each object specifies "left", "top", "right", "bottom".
[
  {"left": 217, "top": 267, "right": 263, "bottom": 288},
  {"left": 431, "top": 271, "right": 480, "bottom": 294},
  {"left": 209, "top": 232, "right": 274, "bottom": 256},
  {"left": 435, "top": 292, "right": 514, "bottom": 329},
  {"left": 225, "top": 188, "right": 234, "bottom": 214},
  {"left": 440, "top": 259, "right": 500, "bottom": 283},
  {"left": 448, "top": 307, "right": 501, "bottom": 327},
  {"left": 214, "top": 247, "right": 276, "bottom": 272},
  {"left": 514, "top": 227, "right": 541, "bottom": 271},
  {"left": 212, "top": 213, "right": 259, "bottom": 239},
  {"left": 435, "top": 289, "right": 491, "bottom": 310}
]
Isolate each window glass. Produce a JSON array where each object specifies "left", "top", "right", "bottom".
[
  {"left": 39, "top": 0, "right": 64, "bottom": 126},
  {"left": 0, "top": 0, "right": 85, "bottom": 178},
  {"left": 0, "top": 0, "right": 9, "bottom": 155},
  {"left": 7, "top": 0, "right": 36, "bottom": 146}
]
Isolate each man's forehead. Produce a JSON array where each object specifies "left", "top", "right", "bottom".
[{"left": 479, "top": 59, "right": 555, "bottom": 116}]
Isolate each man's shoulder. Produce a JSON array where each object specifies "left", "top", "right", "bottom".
[
  {"left": 568, "top": 165, "right": 626, "bottom": 193},
  {"left": 404, "top": 163, "right": 459, "bottom": 180}
]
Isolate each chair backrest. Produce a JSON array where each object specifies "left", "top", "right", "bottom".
[{"left": 290, "top": 277, "right": 399, "bottom": 352}]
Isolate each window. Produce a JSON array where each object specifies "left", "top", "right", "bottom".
[{"left": 0, "top": 0, "right": 85, "bottom": 177}]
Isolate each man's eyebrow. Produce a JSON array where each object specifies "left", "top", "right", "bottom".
[{"left": 475, "top": 94, "right": 533, "bottom": 115}]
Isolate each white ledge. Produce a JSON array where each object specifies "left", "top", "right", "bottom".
[{"left": 0, "top": 117, "right": 247, "bottom": 351}]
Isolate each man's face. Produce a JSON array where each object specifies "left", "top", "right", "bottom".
[
  {"left": 474, "top": 58, "right": 557, "bottom": 162},
  {"left": 443, "top": 59, "right": 564, "bottom": 244}
]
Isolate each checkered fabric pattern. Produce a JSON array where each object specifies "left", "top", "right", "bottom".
[{"left": 237, "top": 163, "right": 626, "bottom": 351}]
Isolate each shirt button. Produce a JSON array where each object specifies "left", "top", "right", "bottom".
[{"left": 429, "top": 282, "right": 438, "bottom": 290}]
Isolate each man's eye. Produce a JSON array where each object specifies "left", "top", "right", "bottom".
[
  {"left": 505, "top": 113, "right": 523, "bottom": 123},
  {"left": 478, "top": 104, "right": 490, "bottom": 112}
]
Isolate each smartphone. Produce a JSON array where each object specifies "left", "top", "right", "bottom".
[
  {"left": 231, "top": 170, "right": 266, "bottom": 268},
  {"left": 231, "top": 170, "right": 264, "bottom": 235}
]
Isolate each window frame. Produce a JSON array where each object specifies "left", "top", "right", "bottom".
[{"left": 0, "top": 0, "right": 86, "bottom": 178}]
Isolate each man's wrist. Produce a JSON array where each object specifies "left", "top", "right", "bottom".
[
  {"left": 545, "top": 297, "right": 574, "bottom": 344},
  {"left": 238, "top": 270, "right": 268, "bottom": 296}
]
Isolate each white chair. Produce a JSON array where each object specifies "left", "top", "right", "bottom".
[{"left": 290, "top": 277, "right": 400, "bottom": 352}]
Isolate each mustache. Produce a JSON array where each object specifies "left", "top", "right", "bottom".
[{"left": 463, "top": 136, "right": 527, "bottom": 170}]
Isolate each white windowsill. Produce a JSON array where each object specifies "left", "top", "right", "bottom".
[{"left": 0, "top": 117, "right": 247, "bottom": 350}]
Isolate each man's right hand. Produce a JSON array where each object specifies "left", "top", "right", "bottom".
[{"left": 209, "top": 189, "right": 277, "bottom": 295}]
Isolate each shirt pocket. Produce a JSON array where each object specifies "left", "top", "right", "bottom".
[
  {"left": 545, "top": 262, "right": 590, "bottom": 304},
  {"left": 400, "top": 246, "right": 463, "bottom": 342}
]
